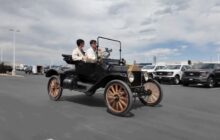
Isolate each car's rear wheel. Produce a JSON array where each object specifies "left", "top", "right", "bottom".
[
  {"left": 104, "top": 80, "right": 133, "bottom": 116},
  {"left": 206, "top": 77, "right": 215, "bottom": 88},
  {"left": 47, "top": 76, "right": 63, "bottom": 101},
  {"left": 139, "top": 80, "right": 163, "bottom": 106}
]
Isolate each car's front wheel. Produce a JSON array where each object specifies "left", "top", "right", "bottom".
[
  {"left": 206, "top": 77, "right": 215, "bottom": 88},
  {"left": 139, "top": 80, "right": 163, "bottom": 106},
  {"left": 173, "top": 75, "right": 180, "bottom": 85},
  {"left": 104, "top": 80, "right": 133, "bottom": 116},
  {"left": 47, "top": 76, "right": 63, "bottom": 101}
]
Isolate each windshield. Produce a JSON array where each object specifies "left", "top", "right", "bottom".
[
  {"left": 143, "top": 65, "right": 155, "bottom": 69},
  {"left": 165, "top": 65, "right": 181, "bottom": 70},
  {"left": 192, "top": 64, "right": 215, "bottom": 69},
  {"left": 98, "top": 37, "right": 121, "bottom": 60}
]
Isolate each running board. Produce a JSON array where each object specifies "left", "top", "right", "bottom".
[{"left": 71, "top": 82, "right": 93, "bottom": 93}]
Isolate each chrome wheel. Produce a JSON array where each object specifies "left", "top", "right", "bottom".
[{"left": 207, "top": 77, "right": 215, "bottom": 88}]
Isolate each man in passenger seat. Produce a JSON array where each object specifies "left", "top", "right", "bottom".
[{"left": 72, "top": 39, "right": 87, "bottom": 61}]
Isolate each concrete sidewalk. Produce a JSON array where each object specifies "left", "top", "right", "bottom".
[{"left": 0, "top": 73, "right": 24, "bottom": 77}]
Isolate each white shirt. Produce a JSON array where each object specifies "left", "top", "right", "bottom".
[
  {"left": 72, "top": 47, "right": 85, "bottom": 61},
  {"left": 86, "top": 47, "right": 97, "bottom": 61}
]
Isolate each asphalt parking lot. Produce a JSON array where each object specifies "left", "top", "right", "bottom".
[{"left": 0, "top": 73, "right": 220, "bottom": 140}]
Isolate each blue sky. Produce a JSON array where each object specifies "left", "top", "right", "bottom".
[{"left": 0, "top": 0, "right": 220, "bottom": 65}]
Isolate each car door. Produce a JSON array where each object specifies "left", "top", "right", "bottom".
[
  {"left": 214, "top": 64, "right": 220, "bottom": 81},
  {"left": 76, "top": 62, "right": 97, "bottom": 82}
]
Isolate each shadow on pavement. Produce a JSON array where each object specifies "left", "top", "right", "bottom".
[
  {"left": 62, "top": 94, "right": 106, "bottom": 107},
  {"left": 62, "top": 94, "right": 162, "bottom": 118},
  {"left": 62, "top": 94, "right": 136, "bottom": 117}
]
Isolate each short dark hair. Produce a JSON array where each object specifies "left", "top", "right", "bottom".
[
  {"left": 76, "top": 39, "right": 84, "bottom": 46},
  {"left": 90, "top": 40, "right": 96, "bottom": 45}
]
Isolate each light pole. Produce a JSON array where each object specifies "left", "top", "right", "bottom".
[{"left": 9, "top": 29, "right": 20, "bottom": 76}]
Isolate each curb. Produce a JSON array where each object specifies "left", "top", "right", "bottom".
[{"left": 0, "top": 74, "right": 24, "bottom": 77}]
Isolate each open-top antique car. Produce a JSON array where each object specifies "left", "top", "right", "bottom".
[{"left": 46, "top": 37, "right": 163, "bottom": 116}]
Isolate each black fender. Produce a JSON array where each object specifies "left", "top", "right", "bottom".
[
  {"left": 99, "top": 73, "right": 128, "bottom": 88},
  {"left": 87, "top": 73, "right": 128, "bottom": 93},
  {"left": 45, "top": 69, "right": 63, "bottom": 77}
]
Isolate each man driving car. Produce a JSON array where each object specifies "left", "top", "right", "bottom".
[
  {"left": 72, "top": 39, "right": 87, "bottom": 61},
  {"left": 86, "top": 40, "right": 104, "bottom": 62},
  {"left": 86, "top": 40, "right": 98, "bottom": 61}
]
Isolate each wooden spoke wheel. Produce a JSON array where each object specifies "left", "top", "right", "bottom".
[
  {"left": 139, "top": 80, "right": 163, "bottom": 106},
  {"left": 47, "top": 76, "right": 63, "bottom": 101},
  {"left": 104, "top": 80, "right": 133, "bottom": 116}
]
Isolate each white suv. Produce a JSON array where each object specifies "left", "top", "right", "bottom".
[
  {"left": 142, "top": 65, "right": 165, "bottom": 78},
  {"left": 154, "top": 64, "right": 191, "bottom": 84}
]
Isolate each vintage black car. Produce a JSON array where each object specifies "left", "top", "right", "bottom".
[
  {"left": 45, "top": 37, "right": 163, "bottom": 116},
  {"left": 182, "top": 63, "right": 220, "bottom": 88}
]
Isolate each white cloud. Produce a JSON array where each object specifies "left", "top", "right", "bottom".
[
  {"left": 144, "top": 48, "right": 179, "bottom": 57},
  {"left": 180, "top": 45, "right": 188, "bottom": 49},
  {"left": 0, "top": 0, "right": 220, "bottom": 64}
]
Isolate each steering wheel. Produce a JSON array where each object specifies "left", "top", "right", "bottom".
[{"left": 102, "top": 48, "right": 112, "bottom": 58}]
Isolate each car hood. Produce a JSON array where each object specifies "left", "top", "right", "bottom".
[
  {"left": 156, "top": 69, "right": 179, "bottom": 72},
  {"left": 185, "top": 69, "right": 212, "bottom": 73},
  {"left": 141, "top": 69, "right": 154, "bottom": 73}
]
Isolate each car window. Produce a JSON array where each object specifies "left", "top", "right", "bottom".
[
  {"left": 181, "top": 66, "right": 186, "bottom": 71},
  {"left": 192, "top": 63, "right": 215, "bottom": 69},
  {"left": 143, "top": 65, "right": 155, "bottom": 69},
  {"left": 157, "top": 66, "right": 164, "bottom": 70},
  {"left": 165, "top": 65, "right": 181, "bottom": 70},
  {"left": 215, "top": 64, "right": 220, "bottom": 69},
  {"left": 160, "top": 66, "right": 165, "bottom": 69},
  {"left": 185, "top": 65, "right": 191, "bottom": 70},
  {"left": 155, "top": 66, "right": 161, "bottom": 70}
]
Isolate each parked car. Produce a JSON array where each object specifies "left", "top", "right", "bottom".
[
  {"left": 182, "top": 63, "right": 220, "bottom": 88},
  {"left": 44, "top": 65, "right": 58, "bottom": 74},
  {"left": 142, "top": 65, "right": 165, "bottom": 78},
  {"left": 32, "top": 65, "right": 44, "bottom": 75},
  {"left": 0, "top": 63, "right": 12, "bottom": 73},
  {"left": 25, "top": 65, "right": 44, "bottom": 75},
  {"left": 16, "top": 64, "right": 27, "bottom": 71},
  {"left": 25, "top": 66, "right": 32, "bottom": 74},
  {"left": 44, "top": 66, "right": 50, "bottom": 74},
  {"left": 23, "top": 65, "right": 29, "bottom": 71},
  {"left": 45, "top": 37, "right": 163, "bottom": 116},
  {"left": 154, "top": 64, "right": 191, "bottom": 84}
]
